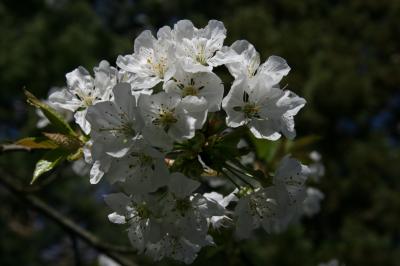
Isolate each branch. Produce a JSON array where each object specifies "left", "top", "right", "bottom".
[
  {"left": 1, "top": 144, "right": 33, "bottom": 152},
  {"left": 0, "top": 171, "right": 137, "bottom": 266}
]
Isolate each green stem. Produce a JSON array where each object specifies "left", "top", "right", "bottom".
[
  {"left": 220, "top": 170, "right": 241, "bottom": 189},
  {"left": 230, "top": 158, "right": 255, "bottom": 175},
  {"left": 229, "top": 158, "right": 271, "bottom": 187},
  {"left": 224, "top": 164, "right": 255, "bottom": 189},
  {"left": 226, "top": 161, "right": 255, "bottom": 179}
]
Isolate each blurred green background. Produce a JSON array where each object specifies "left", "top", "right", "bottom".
[{"left": 1, "top": 0, "right": 399, "bottom": 265}]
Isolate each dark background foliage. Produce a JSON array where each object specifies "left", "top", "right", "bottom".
[{"left": 0, "top": 0, "right": 399, "bottom": 265}]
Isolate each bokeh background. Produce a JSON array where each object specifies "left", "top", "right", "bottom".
[{"left": 1, "top": 0, "right": 400, "bottom": 265}]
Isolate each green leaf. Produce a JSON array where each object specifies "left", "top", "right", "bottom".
[
  {"left": 24, "top": 90, "right": 76, "bottom": 136},
  {"left": 31, "top": 149, "right": 68, "bottom": 184},
  {"left": 14, "top": 137, "right": 58, "bottom": 150},
  {"left": 42, "top": 132, "right": 82, "bottom": 152},
  {"left": 250, "top": 135, "right": 282, "bottom": 163}
]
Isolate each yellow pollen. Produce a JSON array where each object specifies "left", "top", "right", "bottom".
[
  {"left": 243, "top": 103, "right": 260, "bottom": 118},
  {"left": 182, "top": 86, "right": 198, "bottom": 96}
]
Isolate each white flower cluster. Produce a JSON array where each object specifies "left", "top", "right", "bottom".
[{"left": 39, "top": 20, "right": 314, "bottom": 264}]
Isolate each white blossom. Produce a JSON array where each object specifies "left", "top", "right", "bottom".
[
  {"left": 234, "top": 186, "right": 287, "bottom": 238},
  {"left": 222, "top": 76, "right": 306, "bottom": 140},
  {"left": 203, "top": 191, "right": 236, "bottom": 229},
  {"left": 54, "top": 60, "right": 118, "bottom": 134},
  {"left": 85, "top": 83, "right": 142, "bottom": 184},
  {"left": 172, "top": 20, "right": 229, "bottom": 72},
  {"left": 222, "top": 40, "right": 290, "bottom": 86},
  {"left": 144, "top": 173, "right": 224, "bottom": 263},
  {"left": 164, "top": 65, "right": 224, "bottom": 112},
  {"left": 104, "top": 173, "right": 224, "bottom": 264},
  {"left": 139, "top": 91, "right": 207, "bottom": 150},
  {"left": 222, "top": 40, "right": 261, "bottom": 80},
  {"left": 104, "top": 192, "right": 163, "bottom": 252},
  {"left": 233, "top": 156, "right": 310, "bottom": 238},
  {"left": 145, "top": 235, "right": 203, "bottom": 264},
  {"left": 103, "top": 140, "right": 169, "bottom": 193},
  {"left": 274, "top": 156, "right": 309, "bottom": 205},
  {"left": 117, "top": 27, "right": 176, "bottom": 90},
  {"left": 162, "top": 173, "right": 224, "bottom": 242}
]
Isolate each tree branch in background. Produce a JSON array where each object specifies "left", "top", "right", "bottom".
[{"left": 0, "top": 170, "right": 137, "bottom": 266}]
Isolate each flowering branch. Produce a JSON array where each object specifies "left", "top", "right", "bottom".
[{"left": 5, "top": 19, "right": 327, "bottom": 264}]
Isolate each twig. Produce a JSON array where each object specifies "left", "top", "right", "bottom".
[
  {"left": 0, "top": 171, "right": 137, "bottom": 266},
  {"left": 0, "top": 144, "right": 33, "bottom": 152}
]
